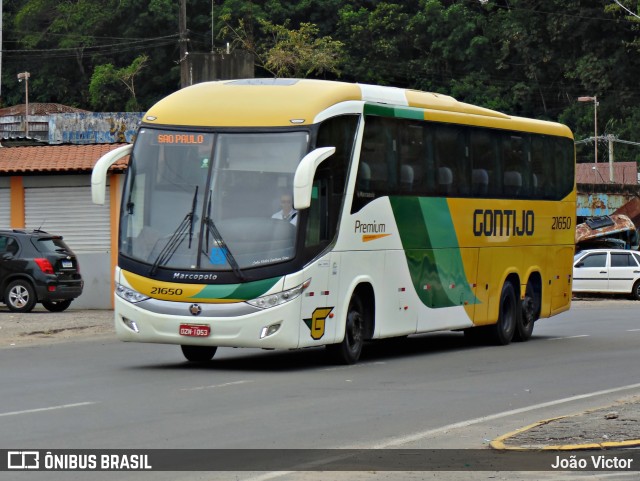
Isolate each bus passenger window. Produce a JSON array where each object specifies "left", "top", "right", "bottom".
[
  {"left": 470, "top": 128, "right": 498, "bottom": 197},
  {"left": 472, "top": 168, "right": 489, "bottom": 196},
  {"left": 553, "top": 137, "right": 575, "bottom": 199},
  {"left": 352, "top": 161, "right": 374, "bottom": 212},
  {"left": 504, "top": 171, "right": 522, "bottom": 196},
  {"left": 434, "top": 125, "right": 466, "bottom": 196},
  {"left": 358, "top": 162, "right": 371, "bottom": 191},
  {"left": 438, "top": 167, "right": 453, "bottom": 195},
  {"left": 400, "top": 164, "right": 414, "bottom": 193}
]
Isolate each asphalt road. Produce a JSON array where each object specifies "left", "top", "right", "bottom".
[{"left": 1, "top": 299, "right": 639, "bottom": 481}]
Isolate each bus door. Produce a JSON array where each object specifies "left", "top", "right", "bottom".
[
  {"left": 550, "top": 245, "right": 574, "bottom": 313},
  {"left": 473, "top": 247, "right": 495, "bottom": 326},
  {"left": 297, "top": 177, "right": 341, "bottom": 348},
  {"left": 384, "top": 250, "right": 417, "bottom": 336},
  {"left": 298, "top": 253, "right": 340, "bottom": 348}
]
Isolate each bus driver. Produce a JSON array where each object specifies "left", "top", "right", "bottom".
[{"left": 272, "top": 193, "right": 298, "bottom": 225}]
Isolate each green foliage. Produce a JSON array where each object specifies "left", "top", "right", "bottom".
[
  {"left": 4, "top": 0, "right": 640, "bottom": 166},
  {"left": 259, "top": 20, "right": 343, "bottom": 77},
  {"left": 89, "top": 55, "right": 149, "bottom": 111},
  {"left": 220, "top": 16, "right": 344, "bottom": 78},
  {"left": 88, "top": 64, "right": 121, "bottom": 111}
]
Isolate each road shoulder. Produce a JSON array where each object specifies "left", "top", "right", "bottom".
[{"left": 0, "top": 307, "right": 114, "bottom": 348}]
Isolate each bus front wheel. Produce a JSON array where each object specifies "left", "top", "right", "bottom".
[
  {"left": 327, "top": 293, "right": 365, "bottom": 365},
  {"left": 490, "top": 282, "right": 517, "bottom": 345},
  {"left": 181, "top": 345, "right": 217, "bottom": 362}
]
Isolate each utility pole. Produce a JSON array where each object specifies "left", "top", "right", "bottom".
[
  {"left": 179, "top": 0, "right": 189, "bottom": 88},
  {"left": 1, "top": 0, "right": 3, "bottom": 99},
  {"left": 578, "top": 96, "right": 598, "bottom": 182},
  {"left": 17, "top": 71, "right": 30, "bottom": 137},
  {"left": 608, "top": 135, "right": 614, "bottom": 183}
]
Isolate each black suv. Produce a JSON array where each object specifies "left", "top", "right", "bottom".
[{"left": 0, "top": 229, "right": 83, "bottom": 313}]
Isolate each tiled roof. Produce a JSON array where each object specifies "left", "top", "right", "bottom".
[
  {"left": 0, "top": 103, "right": 90, "bottom": 116},
  {"left": 576, "top": 162, "right": 637, "bottom": 185},
  {"left": 0, "top": 144, "right": 129, "bottom": 174}
]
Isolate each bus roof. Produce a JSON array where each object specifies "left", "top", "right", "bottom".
[{"left": 143, "top": 78, "right": 572, "bottom": 138}]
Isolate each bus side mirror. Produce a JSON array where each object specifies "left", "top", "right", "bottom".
[
  {"left": 91, "top": 144, "right": 133, "bottom": 204},
  {"left": 293, "top": 147, "right": 336, "bottom": 210}
]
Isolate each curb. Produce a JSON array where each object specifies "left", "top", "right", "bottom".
[{"left": 490, "top": 411, "right": 640, "bottom": 451}]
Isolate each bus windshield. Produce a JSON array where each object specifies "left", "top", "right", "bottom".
[{"left": 120, "top": 128, "right": 309, "bottom": 271}]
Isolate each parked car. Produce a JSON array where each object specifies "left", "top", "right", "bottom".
[
  {"left": 573, "top": 248, "right": 640, "bottom": 300},
  {"left": 0, "top": 229, "right": 83, "bottom": 313}
]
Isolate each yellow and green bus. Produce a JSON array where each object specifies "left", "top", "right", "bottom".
[{"left": 92, "top": 79, "right": 575, "bottom": 364}]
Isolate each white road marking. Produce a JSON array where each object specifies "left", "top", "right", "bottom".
[
  {"left": 627, "top": 329, "right": 640, "bottom": 332},
  {"left": 242, "top": 382, "right": 640, "bottom": 481},
  {"left": 320, "top": 361, "right": 386, "bottom": 372},
  {"left": 181, "top": 380, "right": 253, "bottom": 391},
  {"left": 546, "top": 334, "right": 589, "bottom": 341},
  {"left": 0, "top": 402, "right": 97, "bottom": 418},
  {"left": 374, "top": 382, "right": 640, "bottom": 448}
]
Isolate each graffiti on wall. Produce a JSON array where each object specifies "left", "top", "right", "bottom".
[{"left": 48, "top": 112, "right": 143, "bottom": 144}]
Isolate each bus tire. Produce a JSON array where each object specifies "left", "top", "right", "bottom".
[
  {"left": 490, "top": 282, "right": 517, "bottom": 345},
  {"left": 326, "top": 292, "right": 365, "bottom": 365},
  {"left": 181, "top": 345, "right": 217, "bottom": 362},
  {"left": 515, "top": 280, "right": 538, "bottom": 341}
]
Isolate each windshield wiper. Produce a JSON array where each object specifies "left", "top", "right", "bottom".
[
  {"left": 126, "top": 160, "right": 136, "bottom": 215},
  {"left": 150, "top": 186, "right": 198, "bottom": 275},
  {"left": 187, "top": 185, "right": 198, "bottom": 249},
  {"left": 203, "top": 191, "right": 245, "bottom": 281}
]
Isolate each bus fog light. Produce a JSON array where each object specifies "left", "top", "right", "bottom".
[
  {"left": 122, "top": 317, "right": 140, "bottom": 333},
  {"left": 260, "top": 323, "right": 281, "bottom": 339}
]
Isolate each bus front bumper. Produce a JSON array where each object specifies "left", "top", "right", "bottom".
[{"left": 114, "top": 295, "right": 303, "bottom": 349}]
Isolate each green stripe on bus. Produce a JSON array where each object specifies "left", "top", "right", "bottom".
[
  {"left": 189, "top": 277, "right": 281, "bottom": 301},
  {"left": 390, "top": 197, "right": 479, "bottom": 308},
  {"left": 364, "top": 104, "right": 425, "bottom": 120}
]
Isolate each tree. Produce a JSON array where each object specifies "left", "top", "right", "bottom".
[
  {"left": 89, "top": 55, "right": 149, "bottom": 111},
  {"left": 4, "top": 0, "right": 640, "bottom": 166},
  {"left": 336, "top": 1, "right": 417, "bottom": 86},
  {"left": 5, "top": 0, "right": 179, "bottom": 109},
  {"left": 221, "top": 17, "right": 344, "bottom": 78}
]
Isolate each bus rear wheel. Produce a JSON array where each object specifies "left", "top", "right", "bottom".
[
  {"left": 490, "top": 282, "right": 517, "bottom": 345},
  {"left": 181, "top": 345, "right": 217, "bottom": 362},
  {"left": 515, "top": 281, "right": 538, "bottom": 341},
  {"left": 327, "top": 293, "right": 365, "bottom": 365}
]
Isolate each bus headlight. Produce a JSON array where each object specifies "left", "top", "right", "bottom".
[
  {"left": 246, "top": 279, "right": 311, "bottom": 309},
  {"left": 116, "top": 283, "right": 150, "bottom": 304}
]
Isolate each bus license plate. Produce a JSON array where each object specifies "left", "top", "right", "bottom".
[{"left": 179, "top": 324, "right": 210, "bottom": 337}]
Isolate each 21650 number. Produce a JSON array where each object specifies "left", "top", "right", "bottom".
[
  {"left": 151, "top": 287, "right": 183, "bottom": 296},
  {"left": 551, "top": 216, "right": 572, "bottom": 230}
]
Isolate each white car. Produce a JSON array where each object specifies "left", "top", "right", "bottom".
[{"left": 573, "top": 248, "right": 640, "bottom": 299}]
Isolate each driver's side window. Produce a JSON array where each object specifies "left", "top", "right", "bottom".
[
  {"left": 304, "top": 115, "right": 358, "bottom": 254},
  {"left": 578, "top": 253, "right": 607, "bottom": 268}
]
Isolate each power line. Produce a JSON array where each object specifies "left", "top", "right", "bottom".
[
  {"left": 3, "top": 33, "right": 180, "bottom": 54},
  {"left": 576, "top": 135, "right": 640, "bottom": 147}
]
